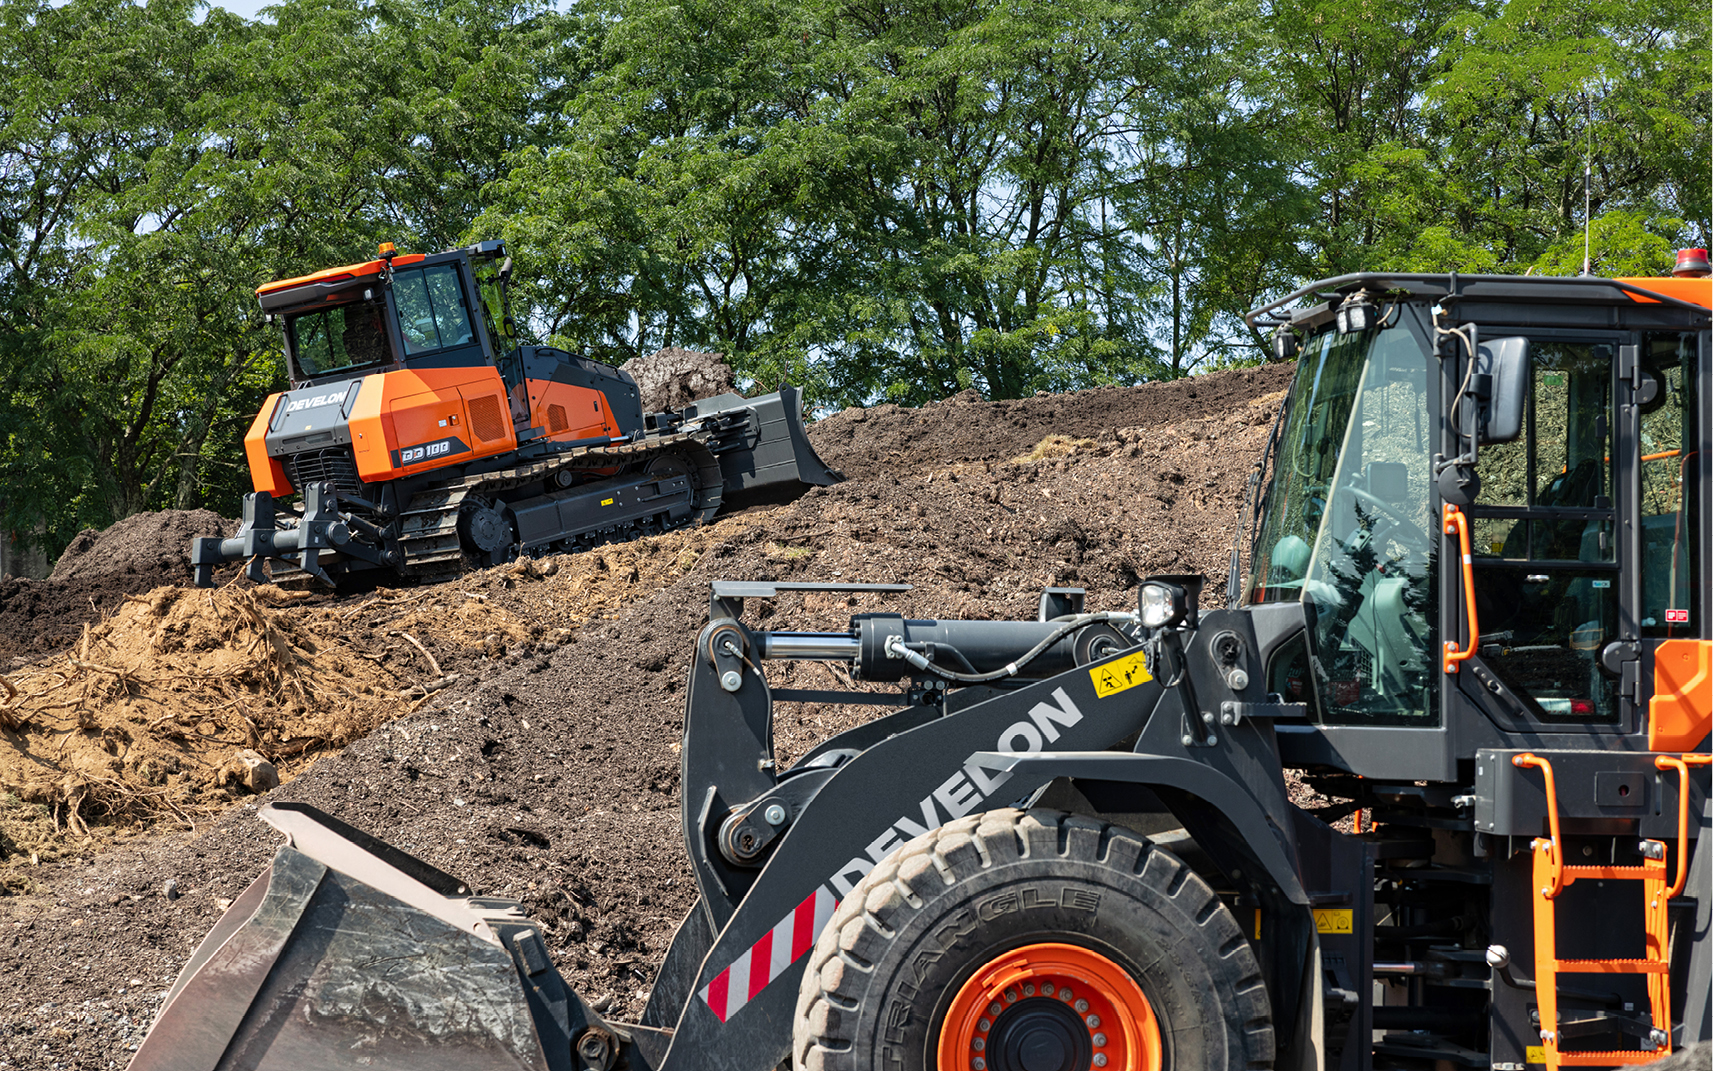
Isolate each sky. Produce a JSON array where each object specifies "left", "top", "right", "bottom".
[{"left": 205, "top": 0, "right": 274, "bottom": 20}]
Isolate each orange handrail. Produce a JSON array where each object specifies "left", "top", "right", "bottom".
[
  {"left": 1655, "top": 753, "right": 1712, "bottom": 899},
  {"left": 1443, "top": 504, "right": 1479, "bottom": 674},
  {"left": 1513, "top": 753, "right": 1564, "bottom": 897}
]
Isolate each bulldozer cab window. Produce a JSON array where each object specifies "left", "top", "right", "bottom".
[
  {"left": 1468, "top": 340, "right": 1619, "bottom": 721},
  {"left": 393, "top": 263, "right": 475, "bottom": 355},
  {"left": 1639, "top": 332, "right": 1701, "bottom": 638},
  {"left": 287, "top": 298, "right": 390, "bottom": 380},
  {"left": 1252, "top": 308, "right": 1438, "bottom": 725}
]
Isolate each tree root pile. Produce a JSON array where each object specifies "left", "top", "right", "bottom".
[
  {"left": 0, "top": 584, "right": 532, "bottom": 859},
  {"left": 0, "top": 513, "right": 780, "bottom": 860}
]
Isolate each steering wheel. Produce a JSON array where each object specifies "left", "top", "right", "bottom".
[{"left": 1339, "top": 485, "right": 1432, "bottom": 555}]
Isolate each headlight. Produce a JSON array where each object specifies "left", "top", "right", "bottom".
[
  {"left": 1138, "top": 581, "right": 1187, "bottom": 629},
  {"left": 1271, "top": 325, "right": 1298, "bottom": 361}
]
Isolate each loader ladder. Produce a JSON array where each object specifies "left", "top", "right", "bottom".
[{"left": 1513, "top": 753, "right": 1709, "bottom": 1070}]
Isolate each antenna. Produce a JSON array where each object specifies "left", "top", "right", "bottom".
[{"left": 1581, "top": 94, "right": 1593, "bottom": 276}]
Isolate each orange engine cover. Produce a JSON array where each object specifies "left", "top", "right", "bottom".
[
  {"left": 245, "top": 367, "right": 523, "bottom": 494},
  {"left": 352, "top": 367, "right": 518, "bottom": 481},
  {"left": 244, "top": 397, "right": 292, "bottom": 497},
  {"left": 527, "top": 376, "right": 623, "bottom": 444}
]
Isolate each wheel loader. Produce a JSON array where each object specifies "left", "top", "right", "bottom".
[
  {"left": 189, "top": 240, "right": 841, "bottom": 587},
  {"left": 134, "top": 258, "right": 1711, "bottom": 1071}
]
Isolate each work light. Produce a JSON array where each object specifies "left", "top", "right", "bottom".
[
  {"left": 1336, "top": 292, "right": 1377, "bottom": 335},
  {"left": 1138, "top": 581, "right": 1187, "bottom": 629}
]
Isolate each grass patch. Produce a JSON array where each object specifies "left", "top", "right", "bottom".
[{"left": 1010, "top": 434, "right": 1096, "bottom": 464}]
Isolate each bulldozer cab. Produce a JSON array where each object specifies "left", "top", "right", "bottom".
[
  {"left": 260, "top": 242, "right": 511, "bottom": 389},
  {"left": 1246, "top": 275, "right": 1708, "bottom": 776}
]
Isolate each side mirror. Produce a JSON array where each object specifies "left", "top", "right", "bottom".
[{"left": 1477, "top": 336, "right": 1528, "bottom": 444}]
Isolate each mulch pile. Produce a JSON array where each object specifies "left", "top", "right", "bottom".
[{"left": 0, "top": 364, "right": 1295, "bottom": 1069}]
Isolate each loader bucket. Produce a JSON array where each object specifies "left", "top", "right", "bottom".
[
  {"left": 681, "top": 386, "right": 843, "bottom": 508},
  {"left": 128, "top": 802, "right": 593, "bottom": 1071}
]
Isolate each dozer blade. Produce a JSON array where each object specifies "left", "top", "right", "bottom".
[
  {"left": 683, "top": 386, "right": 842, "bottom": 508},
  {"left": 129, "top": 802, "right": 596, "bottom": 1071}
]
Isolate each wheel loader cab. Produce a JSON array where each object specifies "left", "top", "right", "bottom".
[
  {"left": 1245, "top": 273, "right": 1709, "bottom": 779},
  {"left": 1248, "top": 307, "right": 1440, "bottom": 728}
]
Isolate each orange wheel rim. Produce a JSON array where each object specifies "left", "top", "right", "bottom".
[{"left": 936, "top": 942, "right": 1163, "bottom": 1071}]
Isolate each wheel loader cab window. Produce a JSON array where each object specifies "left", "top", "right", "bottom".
[
  {"left": 392, "top": 264, "right": 475, "bottom": 355},
  {"left": 286, "top": 298, "right": 390, "bottom": 380},
  {"left": 1251, "top": 309, "right": 1438, "bottom": 725},
  {"left": 1468, "top": 340, "right": 1619, "bottom": 722},
  {"left": 1639, "top": 332, "right": 1701, "bottom": 638}
]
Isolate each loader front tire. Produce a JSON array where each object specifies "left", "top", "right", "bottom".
[{"left": 793, "top": 808, "right": 1273, "bottom": 1071}]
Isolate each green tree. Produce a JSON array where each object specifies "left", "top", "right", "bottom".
[
  {"left": 1425, "top": 0, "right": 1709, "bottom": 271},
  {"left": 0, "top": 0, "right": 570, "bottom": 557}
]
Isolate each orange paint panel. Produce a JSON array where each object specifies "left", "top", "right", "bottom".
[
  {"left": 526, "top": 377, "right": 622, "bottom": 443},
  {"left": 1649, "top": 640, "right": 1711, "bottom": 751},
  {"left": 347, "top": 373, "right": 391, "bottom": 483},
  {"left": 364, "top": 366, "right": 516, "bottom": 480},
  {"left": 256, "top": 253, "right": 426, "bottom": 296},
  {"left": 1613, "top": 277, "right": 1713, "bottom": 309},
  {"left": 244, "top": 395, "right": 291, "bottom": 495}
]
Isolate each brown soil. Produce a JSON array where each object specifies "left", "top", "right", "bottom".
[
  {"left": 0, "top": 364, "right": 1297, "bottom": 1068},
  {"left": 47, "top": 511, "right": 234, "bottom": 586}
]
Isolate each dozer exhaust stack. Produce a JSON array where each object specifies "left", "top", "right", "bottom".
[{"left": 130, "top": 803, "right": 615, "bottom": 1071}]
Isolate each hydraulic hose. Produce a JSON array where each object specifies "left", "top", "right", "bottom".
[{"left": 882, "top": 612, "right": 1137, "bottom": 683}]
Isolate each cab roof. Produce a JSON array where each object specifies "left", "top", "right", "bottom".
[
  {"left": 256, "top": 253, "right": 427, "bottom": 298},
  {"left": 1247, "top": 272, "right": 1711, "bottom": 332}
]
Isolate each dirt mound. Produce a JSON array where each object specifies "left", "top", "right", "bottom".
[
  {"left": 49, "top": 510, "right": 232, "bottom": 584},
  {"left": 0, "top": 366, "right": 1298, "bottom": 1066},
  {"left": 0, "top": 585, "right": 455, "bottom": 858},
  {"left": 621, "top": 347, "right": 738, "bottom": 413},
  {"left": 810, "top": 363, "right": 1292, "bottom": 481},
  {"left": 0, "top": 512, "right": 780, "bottom": 867},
  {"left": 0, "top": 510, "right": 238, "bottom": 665}
]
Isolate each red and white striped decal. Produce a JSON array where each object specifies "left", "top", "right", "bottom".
[{"left": 699, "top": 886, "right": 838, "bottom": 1023}]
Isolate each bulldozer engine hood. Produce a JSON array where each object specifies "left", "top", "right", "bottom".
[
  {"left": 247, "top": 365, "right": 520, "bottom": 495},
  {"left": 262, "top": 377, "right": 364, "bottom": 458}
]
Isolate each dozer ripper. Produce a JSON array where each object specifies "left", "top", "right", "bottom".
[
  {"left": 136, "top": 261, "right": 1711, "bottom": 1071},
  {"left": 189, "top": 241, "right": 840, "bottom": 587}
]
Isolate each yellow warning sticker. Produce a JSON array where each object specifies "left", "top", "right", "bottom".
[
  {"left": 601, "top": 498, "right": 614, "bottom": 506},
  {"left": 1090, "top": 650, "right": 1152, "bottom": 698},
  {"left": 1526, "top": 1047, "right": 1545, "bottom": 1065},
  {"left": 1314, "top": 908, "right": 1353, "bottom": 934}
]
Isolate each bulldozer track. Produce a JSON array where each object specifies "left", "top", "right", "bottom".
[{"left": 396, "top": 432, "right": 724, "bottom": 576}]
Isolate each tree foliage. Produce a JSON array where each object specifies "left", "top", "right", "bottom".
[{"left": 0, "top": 0, "right": 1705, "bottom": 562}]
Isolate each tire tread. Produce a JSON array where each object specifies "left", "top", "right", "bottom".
[{"left": 794, "top": 808, "right": 1276, "bottom": 1071}]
